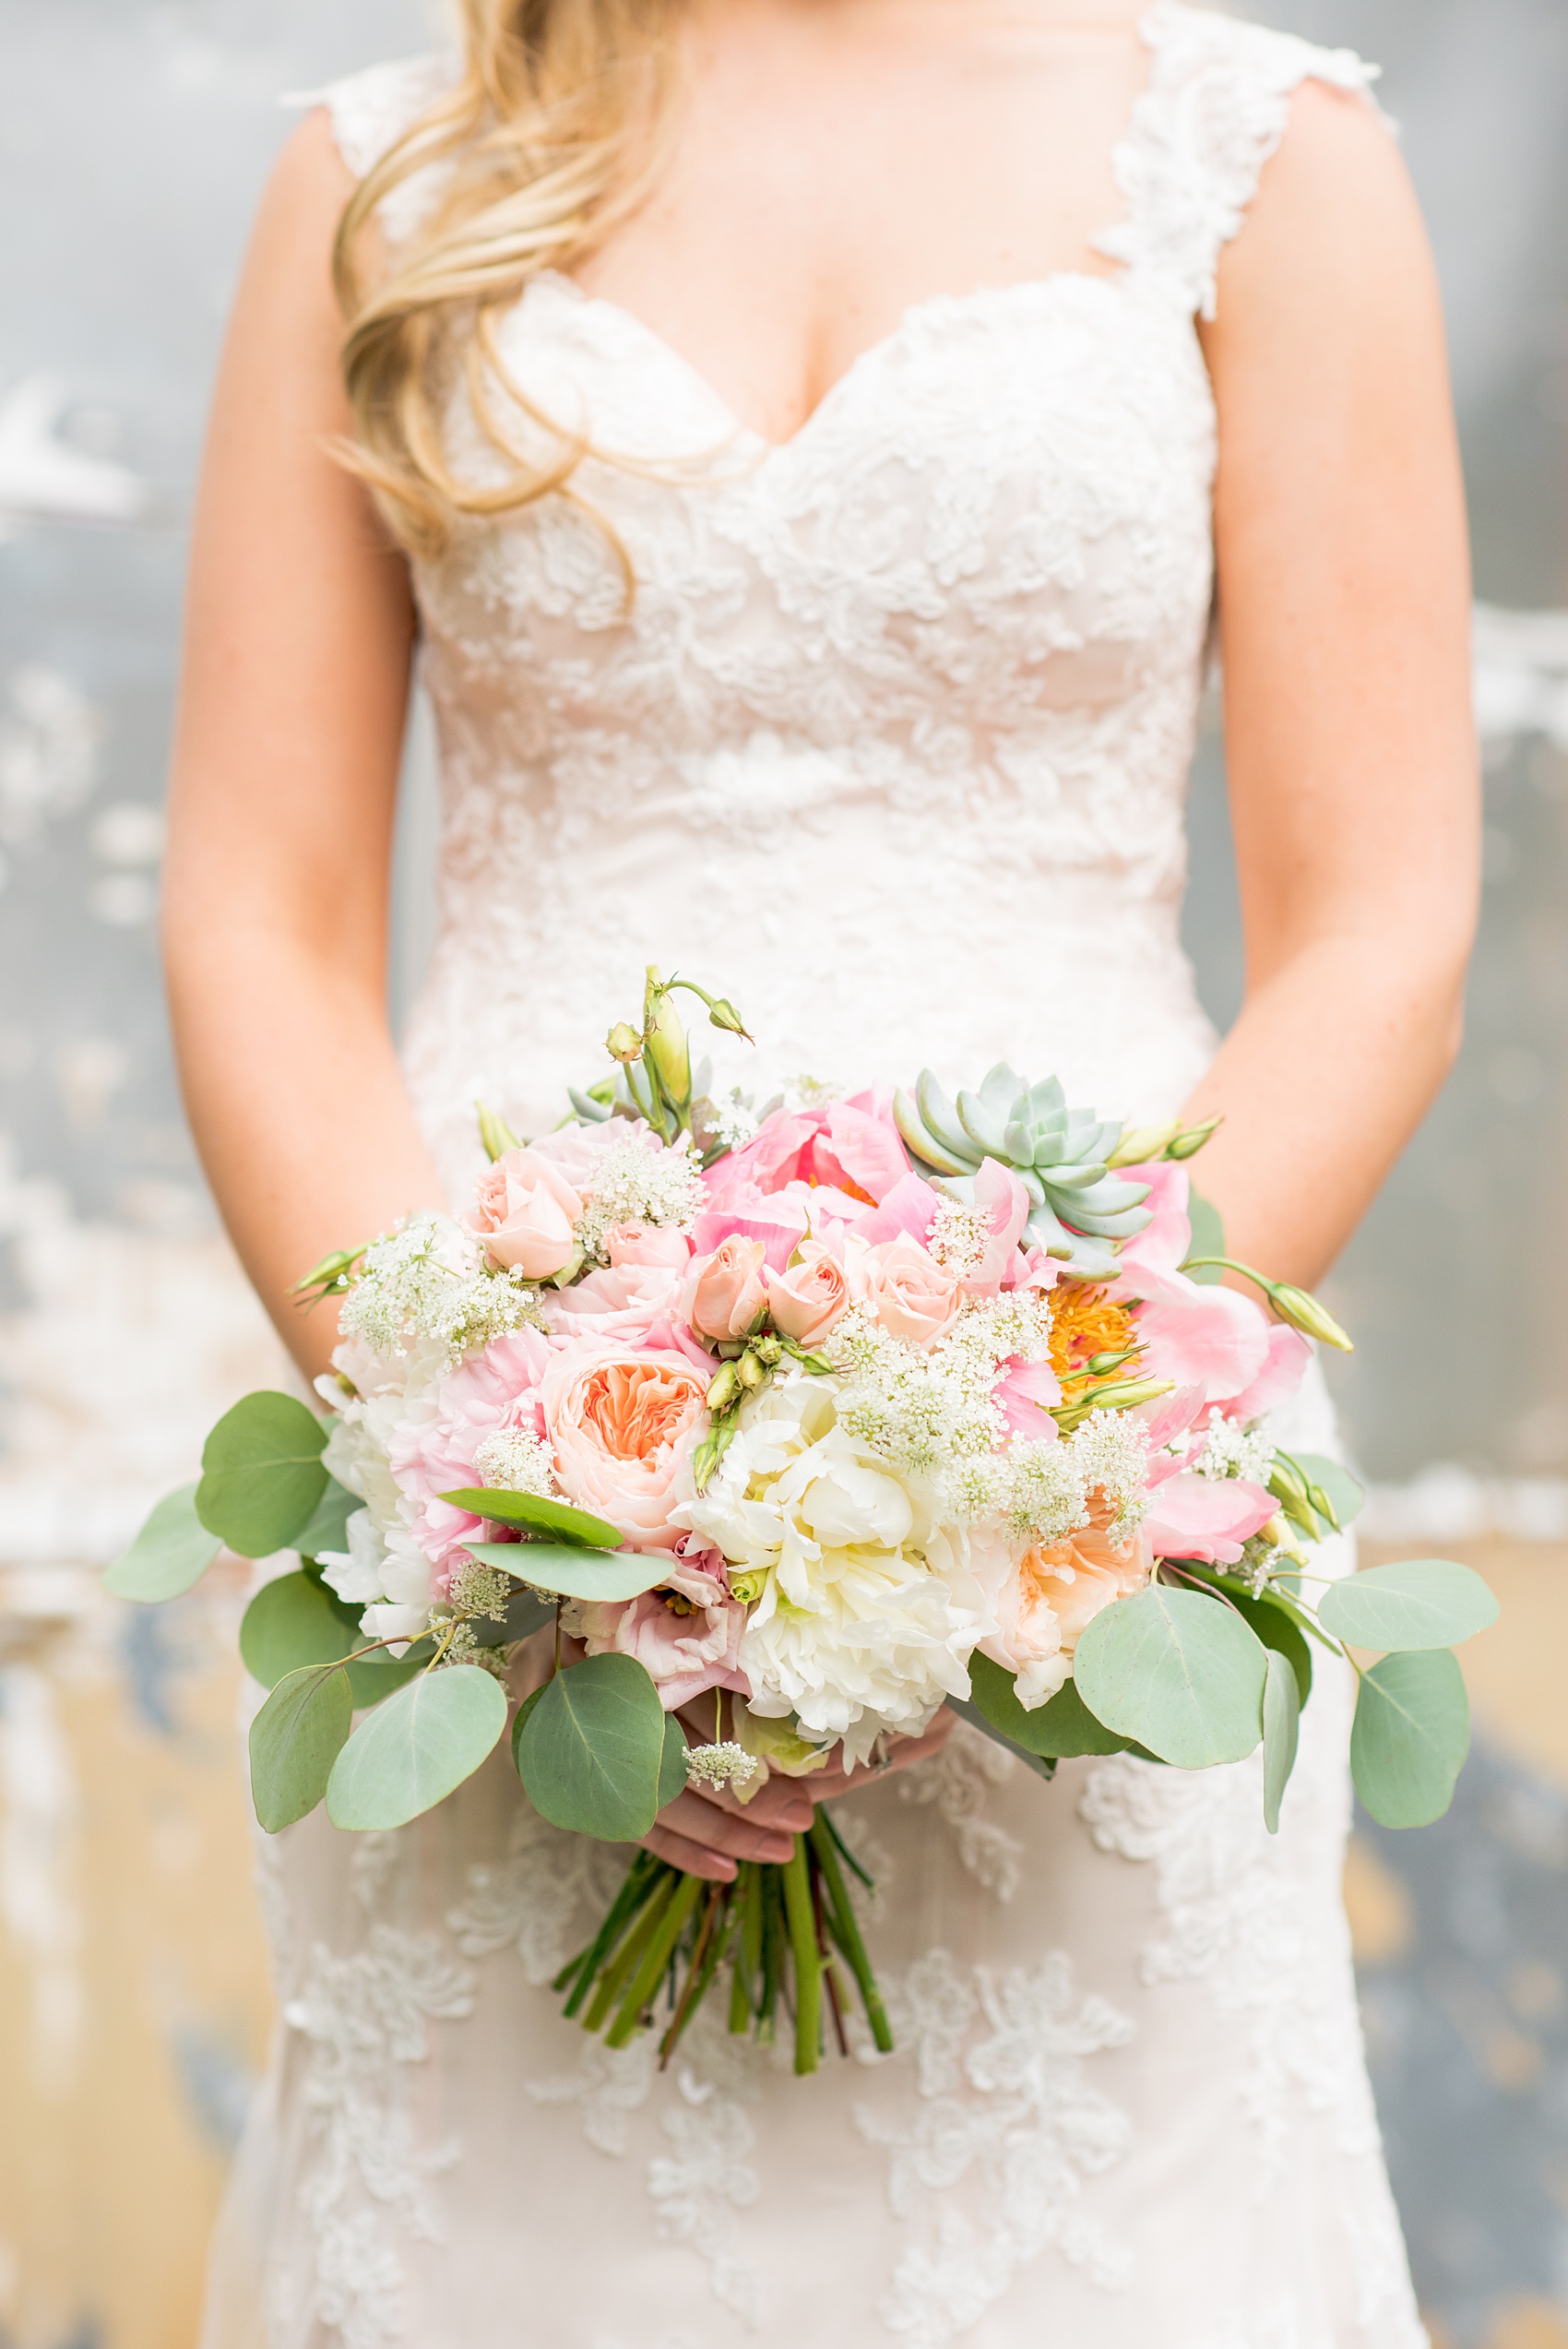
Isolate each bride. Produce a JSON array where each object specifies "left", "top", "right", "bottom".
[{"left": 164, "top": 0, "right": 1478, "bottom": 2341}]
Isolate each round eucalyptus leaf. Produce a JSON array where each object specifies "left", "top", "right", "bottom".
[
  {"left": 1261, "top": 1648, "right": 1301, "bottom": 1835},
  {"left": 658, "top": 1710, "right": 690, "bottom": 1806},
  {"left": 327, "top": 1665, "right": 509, "bottom": 1831},
  {"left": 463, "top": 1541, "right": 671, "bottom": 1603},
  {"left": 1320, "top": 1558, "right": 1498, "bottom": 1653},
  {"left": 249, "top": 1663, "right": 352, "bottom": 1833},
  {"left": 102, "top": 1484, "right": 220, "bottom": 1603},
  {"left": 1350, "top": 1649, "right": 1470, "bottom": 1828},
  {"left": 968, "top": 1651, "right": 1138, "bottom": 1758},
  {"left": 196, "top": 1390, "right": 328, "bottom": 1557},
  {"left": 293, "top": 1477, "right": 362, "bottom": 1560},
  {"left": 237, "top": 1568, "right": 426, "bottom": 1707},
  {"left": 438, "top": 1487, "right": 623, "bottom": 1549},
  {"left": 516, "top": 1652, "right": 667, "bottom": 1841},
  {"left": 1073, "top": 1585, "right": 1268, "bottom": 1770}
]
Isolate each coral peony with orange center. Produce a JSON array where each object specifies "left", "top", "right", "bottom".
[{"left": 1048, "top": 1283, "right": 1140, "bottom": 1390}]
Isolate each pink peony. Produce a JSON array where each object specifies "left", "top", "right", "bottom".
[
  {"left": 689, "top": 1198, "right": 808, "bottom": 1273},
  {"left": 605, "top": 1221, "right": 693, "bottom": 1271},
  {"left": 682, "top": 1234, "right": 769, "bottom": 1340},
  {"left": 542, "top": 1346, "right": 710, "bottom": 1550},
  {"left": 541, "top": 1260, "right": 684, "bottom": 1348},
  {"left": 856, "top": 1232, "right": 961, "bottom": 1347},
  {"left": 389, "top": 1327, "right": 552, "bottom": 1580},
  {"left": 467, "top": 1147, "right": 583, "bottom": 1278},
  {"left": 703, "top": 1092, "right": 909, "bottom": 1209},
  {"left": 1220, "top": 1322, "right": 1312, "bottom": 1425},
  {"left": 576, "top": 1581, "right": 750, "bottom": 1712},
  {"left": 1142, "top": 1468, "right": 1277, "bottom": 1567},
  {"left": 766, "top": 1238, "right": 851, "bottom": 1346},
  {"left": 1134, "top": 1283, "right": 1270, "bottom": 1409}
]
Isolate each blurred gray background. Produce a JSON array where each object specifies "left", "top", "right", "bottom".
[{"left": 0, "top": 4, "right": 1565, "bottom": 2346}]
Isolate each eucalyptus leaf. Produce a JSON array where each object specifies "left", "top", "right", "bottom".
[
  {"left": 327, "top": 1665, "right": 509, "bottom": 1830},
  {"left": 1261, "top": 1648, "right": 1301, "bottom": 1835},
  {"left": 1073, "top": 1584, "right": 1268, "bottom": 1769},
  {"left": 1320, "top": 1557, "right": 1497, "bottom": 1654},
  {"left": 1182, "top": 1186, "right": 1226, "bottom": 1284},
  {"left": 658, "top": 1710, "right": 690, "bottom": 1806},
  {"left": 196, "top": 1390, "right": 328, "bottom": 1557},
  {"left": 1350, "top": 1648, "right": 1470, "bottom": 1828},
  {"left": 438, "top": 1486, "right": 623, "bottom": 1549},
  {"left": 945, "top": 1694, "right": 1057, "bottom": 1780},
  {"left": 515, "top": 1652, "right": 667, "bottom": 1840},
  {"left": 1290, "top": 1452, "right": 1365, "bottom": 1532},
  {"left": 968, "top": 1651, "right": 1140, "bottom": 1758},
  {"left": 293, "top": 1477, "right": 361, "bottom": 1560},
  {"left": 463, "top": 1541, "right": 671, "bottom": 1603},
  {"left": 249, "top": 1663, "right": 352, "bottom": 1833},
  {"left": 102, "top": 1484, "right": 220, "bottom": 1602},
  {"left": 1176, "top": 1566, "right": 1313, "bottom": 1703},
  {"left": 472, "top": 1584, "right": 558, "bottom": 1647},
  {"left": 238, "top": 1569, "right": 427, "bottom": 1707}
]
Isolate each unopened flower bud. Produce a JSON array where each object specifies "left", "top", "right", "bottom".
[
  {"left": 728, "top": 1566, "right": 767, "bottom": 1605},
  {"left": 736, "top": 1349, "right": 766, "bottom": 1391},
  {"left": 1108, "top": 1121, "right": 1177, "bottom": 1169},
  {"left": 706, "top": 995, "right": 752, "bottom": 1041},
  {"left": 706, "top": 1362, "right": 740, "bottom": 1413},
  {"left": 1168, "top": 1115, "right": 1222, "bottom": 1162},
  {"left": 605, "top": 1021, "right": 642, "bottom": 1064},
  {"left": 753, "top": 1332, "right": 782, "bottom": 1365},
  {"left": 644, "top": 988, "right": 691, "bottom": 1108},
  {"left": 1268, "top": 1282, "right": 1353, "bottom": 1353},
  {"left": 474, "top": 1102, "right": 521, "bottom": 1164}
]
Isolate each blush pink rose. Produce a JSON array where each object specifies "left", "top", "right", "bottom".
[
  {"left": 389, "top": 1327, "right": 552, "bottom": 1580},
  {"left": 857, "top": 1232, "right": 961, "bottom": 1347},
  {"left": 605, "top": 1221, "right": 693, "bottom": 1271},
  {"left": 681, "top": 1234, "right": 768, "bottom": 1340},
  {"left": 467, "top": 1147, "right": 583, "bottom": 1277},
  {"left": 540, "top": 1260, "right": 684, "bottom": 1347},
  {"left": 576, "top": 1583, "right": 750, "bottom": 1711},
  {"left": 542, "top": 1346, "right": 710, "bottom": 1549},
  {"left": 766, "top": 1238, "right": 851, "bottom": 1345}
]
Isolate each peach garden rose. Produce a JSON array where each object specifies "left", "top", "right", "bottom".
[{"left": 541, "top": 1345, "right": 711, "bottom": 1549}]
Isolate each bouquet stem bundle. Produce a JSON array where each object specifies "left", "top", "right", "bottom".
[{"left": 553, "top": 1811, "right": 891, "bottom": 2074}]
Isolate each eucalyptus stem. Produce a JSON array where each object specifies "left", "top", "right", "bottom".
[{"left": 781, "top": 1836, "right": 823, "bottom": 2075}]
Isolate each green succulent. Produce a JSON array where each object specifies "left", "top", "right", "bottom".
[{"left": 893, "top": 1065, "right": 1152, "bottom": 1280}]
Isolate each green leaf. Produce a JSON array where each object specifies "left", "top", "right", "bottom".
[
  {"left": 102, "top": 1485, "right": 220, "bottom": 1602},
  {"left": 238, "top": 1568, "right": 427, "bottom": 1707},
  {"left": 944, "top": 1695, "right": 1058, "bottom": 1780},
  {"left": 968, "top": 1651, "right": 1140, "bottom": 1758},
  {"left": 438, "top": 1487, "right": 623, "bottom": 1549},
  {"left": 293, "top": 1477, "right": 362, "bottom": 1559},
  {"left": 1350, "top": 1649, "right": 1470, "bottom": 1828},
  {"left": 196, "top": 1390, "right": 328, "bottom": 1557},
  {"left": 471, "top": 1584, "right": 557, "bottom": 1646},
  {"left": 326, "top": 1665, "right": 509, "bottom": 1830},
  {"left": 1289, "top": 1451, "right": 1364, "bottom": 1532},
  {"left": 1176, "top": 1567, "right": 1313, "bottom": 1704},
  {"left": 1073, "top": 1584, "right": 1268, "bottom": 1769},
  {"left": 658, "top": 1710, "right": 689, "bottom": 1806},
  {"left": 515, "top": 1652, "right": 667, "bottom": 1840},
  {"left": 462, "top": 1541, "right": 671, "bottom": 1603},
  {"left": 1320, "top": 1557, "right": 1498, "bottom": 1653},
  {"left": 1182, "top": 1186, "right": 1226, "bottom": 1284},
  {"left": 249, "top": 1663, "right": 352, "bottom": 1833},
  {"left": 1261, "top": 1649, "right": 1301, "bottom": 1834}
]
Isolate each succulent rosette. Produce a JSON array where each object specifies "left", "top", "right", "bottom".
[{"left": 109, "top": 968, "right": 1500, "bottom": 2078}]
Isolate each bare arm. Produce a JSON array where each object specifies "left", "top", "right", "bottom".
[
  {"left": 1185, "top": 85, "right": 1479, "bottom": 1288},
  {"left": 163, "top": 113, "right": 445, "bottom": 1380}
]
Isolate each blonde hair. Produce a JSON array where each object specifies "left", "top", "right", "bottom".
[{"left": 332, "top": 0, "right": 681, "bottom": 560}]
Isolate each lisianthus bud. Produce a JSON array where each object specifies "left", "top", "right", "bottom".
[
  {"left": 706, "top": 1362, "right": 740, "bottom": 1412},
  {"left": 1168, "top": 1115, "right": 1222, "bottom": 1162},
  {"left": 736, "top": 1349, "right": 766, "bottom": 1391},
  {"left": 706, "top": 995, "right": 751, "bottom": 1040},
  {"left": 643, "top": 984, "right": 691, "bottom": 1108},
  {"left": 605, "top": 1021, "right": 642, "bottom": 1064},
  {"left": 1268, "top": 1283, "right": 1353, "bottom": 1353}
]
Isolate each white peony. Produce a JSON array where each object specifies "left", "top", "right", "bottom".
[{"left": 673, "top": 1372, "right": 985, "bottom": 1768}]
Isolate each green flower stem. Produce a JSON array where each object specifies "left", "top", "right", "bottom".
[
  {"left": 659, "top": 1884, "right": 733, "bottom": 2069},
  {"left": 781, "top": 1836, "right": 823, "bottom": 2076},
  {"left": 558, "top": 1850, "right": 662, "bottom": 2014},
  {"left": 606, "top": 1871, "right": 704, "bottom": 2048},
  {"left": 728, "top": 1861, "right": 761, "bottom": 2033},
  {"left": 758, "top": 1864, "right": 785, "bottom": 2044},
  {"left": 583, "top": 1873, "right": 677, "bottom": 2033},
  {"left": 817, "top": 1804, "right": 875, "bottom": 1890},
  {"left": 811, "top": 1817, "right": 894, "bottom": 2053}
]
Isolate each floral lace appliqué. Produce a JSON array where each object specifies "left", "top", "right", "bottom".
[{"left": 897, "top": 1719, "right": 1025, "bottom": 1902}]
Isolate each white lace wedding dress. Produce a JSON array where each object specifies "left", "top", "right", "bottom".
[{"left": 199, "top": 9, "right": 1428, "bottom": 2345}]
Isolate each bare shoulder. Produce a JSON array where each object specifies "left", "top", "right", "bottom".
[
  {"left": 248, "top": 108, "right": 357, "bottom": 274},
  {"left": 1212, "top": 74, "right": 1432, "bottom": 330}
]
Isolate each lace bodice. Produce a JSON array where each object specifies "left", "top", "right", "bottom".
[{"left": 317, "top": 5, "right": 1378, "bottom": 1193}]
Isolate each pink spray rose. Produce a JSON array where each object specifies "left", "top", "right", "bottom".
[
  {"left": 467, "top": 1147, "right": 583, "bottom": 1278},
  {"left": 542, "top": 1346, "right": 710, "bottom": 1549},
  {"left": 389, "top": 1327, "right": 552, "bottom": 1580},
  {"left": 766, "top": 1238, "right": 851, "bottom": 1346},
  {"left": 856, "top": 1232, "right": 961, "bottom": 1347},
  {"left": 681, "top": 1234, "right": 769, "bottom": 1341},
  {"left": 541, "top": 1260, "right": 684, "bottom": 1348},
  {"left": 605, "top": 1221, "right": 693, "bottom": 1271}
]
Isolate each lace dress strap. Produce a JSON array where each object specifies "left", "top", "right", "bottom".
[
  {"left": 1098, "top": 2, "right": 1386, "bottom": 319},
  {"left": 289, "top": 54, "right": 454, "bottom": 243}
]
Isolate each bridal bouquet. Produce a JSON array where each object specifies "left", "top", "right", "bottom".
[{"left": 110, "top": 972, "right": 1495, "bottom": 2073}]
